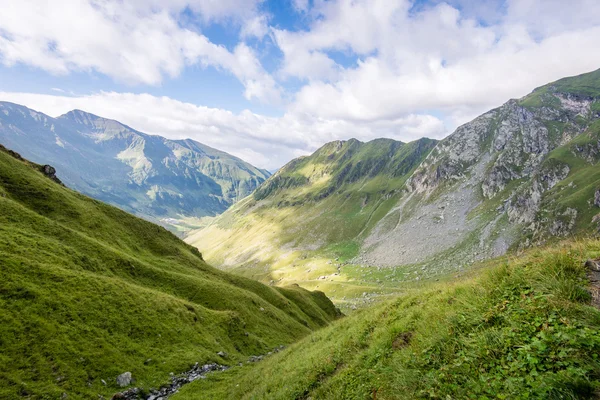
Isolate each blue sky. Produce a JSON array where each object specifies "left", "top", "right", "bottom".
[{"left": 1, "top": 0, "right": 600, "bottom": 169}]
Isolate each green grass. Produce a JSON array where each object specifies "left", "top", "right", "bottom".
[
  {"left": 520, "top": 68, "right": 600, "bottom": 109},
  {"left": 175, "top": 239, "right": 600, "bottom": 399},
  {"left": 534, "top": 121, "right": 600, "bottom": 233},
  {"left": 0, "top": 146, "right": 340, "bottom": 399},
  {"left": 185, "top": 138, "right": 437, "bottom": 305},
  {"left": 519, "top": 86, "right": 561, "bottom": 109}
]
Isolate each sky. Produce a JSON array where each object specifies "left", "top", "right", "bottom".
[{"left": 1, "top": 0, "right": 600, "bottom": 170}]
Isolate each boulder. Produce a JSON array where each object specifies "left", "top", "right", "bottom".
[
  {"left": 116, "top": 372, "right": 132, "bottom": 388},
  {"left": 40, "top": 164, "right": 63, "bottom": 184},
  {"left": 585, "top": 259, "right": 600, "bottom": 272}
]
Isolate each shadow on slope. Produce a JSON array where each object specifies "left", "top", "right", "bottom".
[{"left": 0, "top": 145, "right": 340, "bottom": 399}]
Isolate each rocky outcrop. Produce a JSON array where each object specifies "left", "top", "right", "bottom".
[
  {"left": 507, "top": 162, "right": 570, "bottom": 225},
  {"left": 363, "top": 70, "right": 600, "bottom": 267},
  {"left": 548, "top": 208, "right": 578, "bottom": 237},
  {"left": 40, "top": 164, "right": 63, "bottom": 185}
]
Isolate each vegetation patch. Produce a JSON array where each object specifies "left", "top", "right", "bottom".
[
  {"left": 175, "top": 239, "right": 600, "bottom": 399},
  {"left": 0, "top": 147, "right": 340, "bottom": 399}
]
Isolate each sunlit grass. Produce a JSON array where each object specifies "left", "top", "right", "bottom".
[
  {"left": 0, "top": 146, "right": 340, "bottom": 399},
  {"left": 175, "top": 238, "right": 600, "bottom": 399}
]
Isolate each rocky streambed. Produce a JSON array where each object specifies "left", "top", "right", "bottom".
[
  {"left": 111, "top": 346, "right": 286, "bottom": 399},
  {"left": 111, "top": 363, "right": 227, "bottom": 400}
]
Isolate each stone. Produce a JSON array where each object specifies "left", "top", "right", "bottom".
[
  {"left": 595, "top": 189, "right": 600, "bottom": 208},
  {"left": 585, "top": 259, "right": 600, "bottom": 272},
  {"left": 217, "top": 351, "right": 227, "bottom": 358},
  {"left": 116, "top": 372, "right": 132, "bottom": 388}
]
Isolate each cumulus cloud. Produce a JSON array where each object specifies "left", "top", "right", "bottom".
[
  {"left": 1, "top": 0, "right": 600, "bottom": 170},
  {"left": 277, "top": 0, "right": 600, "bottom": 125},
  {"left": 0, "top": 0, "right": 278, "bottom": 102},
  {"left": 0, "top": 91, "right": 445, "bottom": 170}
]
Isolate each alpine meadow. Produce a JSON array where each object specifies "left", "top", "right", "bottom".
[{"left": 2, "top": 1, "right": 600, "bottom": 399}]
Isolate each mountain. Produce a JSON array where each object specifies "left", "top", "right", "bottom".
[
  {"left": 174, "top": 239, "right": 600, "bottom": 399},
  {"left": 0, "top": 103, "right": 270, "bottom": 230},
  {"left": 186, "top": 68, "right": 600, "bottom": 309},
  {"left": 0, "top": 144, "right": 339, "bottom": 399}
]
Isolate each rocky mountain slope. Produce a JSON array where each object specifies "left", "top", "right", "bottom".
[
  {"left": 0, "top": 144, "right": 338, "bottom": 399},
  {"left": 186, "top": 68, "right": 600, "bottom": 308},
  {"left": 0, "top": 103, "right": 270, "bottom": 230}
]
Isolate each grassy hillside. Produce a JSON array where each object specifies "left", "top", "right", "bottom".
[
  {"left": 520, "top": 69, "right": 600, "bottom": 108},
  {"left": 0, "top": 145, "right": 339, "bottom": 399},
  {"left": 175, "top": 239, "right": 600, "bottom": 399},
  {"left": 185, "top": 138, "right": 437, "bottom": 309}
]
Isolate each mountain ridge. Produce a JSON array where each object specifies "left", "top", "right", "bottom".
[
  {"left": 0, "top": 102, "right": 270, "bottom": 230},
  {"left": 186, "top": 68, "right": 600, "bottom": 310}
]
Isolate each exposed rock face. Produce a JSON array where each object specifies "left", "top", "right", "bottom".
[
  {"left": 188, "top": 69, "right": 600, "bottom": 283},
  {"left": 41, "top": 164, "right": 63, "bottom": 185},
  {"left": 507, "top": 162, "right": 570, "bottom": 225},
  {"left": 361, "top": 70, "right": 600, "bottom": 268}
]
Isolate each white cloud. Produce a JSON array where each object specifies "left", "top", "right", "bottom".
[
  {"left": 292, "top": 0, "right": 310, "bottom": 13},
  {"left": 0, "top": 91, "right": 445, "bottom": 170},
  {"left": 275, "top": 0, "right": 600, "bottom": 127},
  {"left": 2, "top": 0, "right": 600, "bottom": 171},
  {"left": 0, "top": 0, "right": 278, "bottom": 102}
]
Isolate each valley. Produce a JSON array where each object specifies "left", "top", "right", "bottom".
[
  {"left": 3, "top": 2, "right": 600, "bottom": 399},
  {"left": 0, "top": 145, "right": 339, "bottom": 398},
  {"left": 2, "top": 65, "right": 600, "bottom": 400},
  {"left": 186, "top": 69, "right": 600, "bottom": 312}
]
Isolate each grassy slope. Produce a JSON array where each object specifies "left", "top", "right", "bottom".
[
  {"left": 0, "top": 146, "right": 339, "bottom": 399},
  {"left": 520, "top": 68, "right": 600, "bottom": 108},
  {"left": 542, "top": 120, "right": 600, "bottom": 213},
  {"left": 176, "top": 239, "right": 600, "bottom": 399},
  {"left": 185, "top": 138, "right": 437, "bottom": 308}
]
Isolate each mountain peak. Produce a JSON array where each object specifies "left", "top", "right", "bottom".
[
  {"left": 0, "top": 102, "right": 271, "bottom": 227},
  {"left": 59, "top": 109, "right": 119, "bottom": 126}
]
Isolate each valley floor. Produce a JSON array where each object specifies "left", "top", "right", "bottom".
[{"left": 174, "top": 238, "right": 600, "bottom": 399}]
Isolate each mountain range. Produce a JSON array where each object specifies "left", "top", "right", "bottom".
[
  {"left": 0, "top": 103, "right": 270, "bottom": 230},
  {"left": 2, "top": 69, "right": 600, "bottom": 400},
  {"left": 186, "top": 68, "right": 600, "bottom": 309}
]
